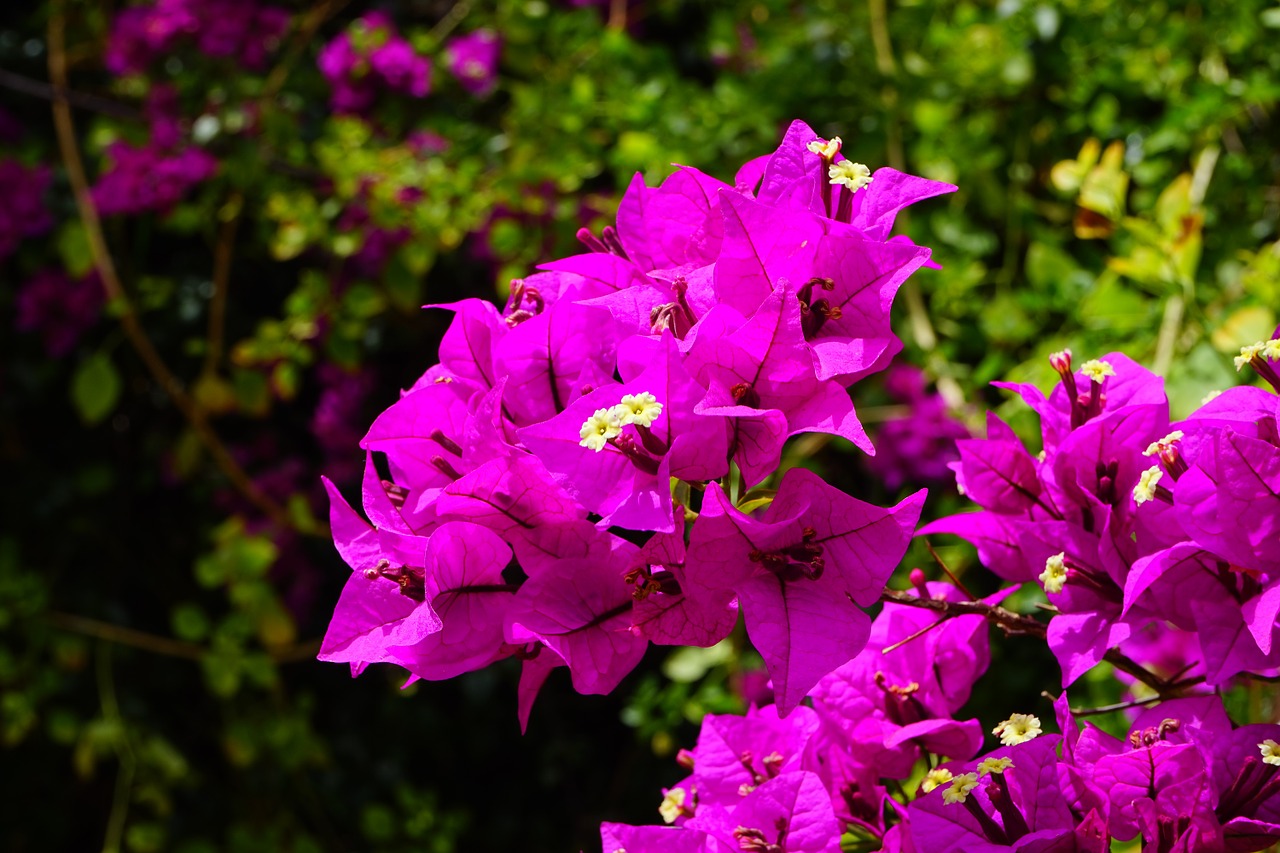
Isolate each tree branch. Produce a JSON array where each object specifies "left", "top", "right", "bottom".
[
  {"left": 47, "top": 5, "right": 299, "bottom": 533},
  {"left": 879, "top": 586, "right": 1188, "bottom": 696}
]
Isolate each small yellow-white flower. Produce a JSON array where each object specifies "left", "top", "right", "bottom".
[
  {"left": 579, "top": 407, "right": 622, "bottom": 451},
  {"left": 1133, "top": 466, "right": 1164, "bottom": 506},
  {"left": 1080, "top": 359, "right": 1115, "bottom": 384},
  {"left": 942, "top": 772, "right": 980, "bottom": 805},
  {"left": 1040, "top": 553, "right": 1067, "bottom": 595},
  {"left": 828, "top": 160, "right": 873, "bottom": 191},
  {"left": 921, "top": 768, "right": 954, "bottom": 794},
  {"left": 978, "top": 757, "right": 1014, "bottom": 777},
  {"left": 993, "top": 713, "right": 1042, "bottom": 746},
  {"left": 658, "top": 787, "right": 687, "bottom": 824},
  {"left": 807, "top": 137, "right": 842, "bottom": 159},
  {"left": 1144, "top": 430, "right": 1184, "bottom": 457},
  {"left": 1265, "top": 339, "right": 1280, "bottom": 360},
  {"left": 615, "top": 392, "right": 664, "bottom": 428},
  {"left": 1236, "top": 342, "right": 1266, "bottom": 372},
  {"left": 1260, "top": 739, "right": 1280, "bottom": 766},
  {"left": 1201, "top": 389, "right": 1223, "bottom": 405}
]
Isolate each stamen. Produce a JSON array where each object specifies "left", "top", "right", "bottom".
[
  {"left": 731, "top": 382, "right": 762, "bottom": 409},
  {"left": 429, "top": 428, "right": 463, "bottom": 457}
]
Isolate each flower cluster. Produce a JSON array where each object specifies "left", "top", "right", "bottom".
[
  {"left": 106, "top": 0, "right": 290, "bottom": 74},
  {"left": 607, "top": 604, "right": 1280, "bottom": 853},
  {"left": 923, "top": 347, "right": 1280, "bottom": 687},
  {"left": 865, "top": 363, "right": 969, "bottom": 490},
  {"left": 318, "top": 12, "right": 432, "bottom": 114},
  {"left": 91, "top": 141, "right": 218, "bottom": 217},
  {"left": 319, "top": 120, "right": 955, "bottom": 723},
  {"left": 0, "top": 159, "right": 53, "bottom": 261},
  {"left": 444, "top": 30, "right": 501, "bottom": 98},
  {"left": 14, "top": 269, "right": 103, "bottom": 357}
]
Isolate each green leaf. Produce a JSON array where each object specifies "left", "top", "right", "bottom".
[{"left": 70, "top": 354, "right": 122, "bottom": 425}]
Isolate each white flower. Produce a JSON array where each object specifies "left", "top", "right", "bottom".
[
  {"left": 1080, "top": 359, "right": 1115, "bottom": 384},
  {"left": 615, "top": 392, "right": 663, "bottom": 428},
  {"left": 828, "top": 160, "right": 873, "bottom": 191},
  {"left": 1039, "top": 553, "right": 1067, "bottom": 595},
  {"left": 942, "top": 772, "right": 980, "bottom": 805},
  {"left": 807, "top": 136, "right": 842, "bottom": 159},
  {"left": 1133, "top": 466, "right": 1164, "bottom": 506},
  {"left": 579, "top": 407, "right": 622, "bottom": 451},
  {"left": 993, "top": 713, "right": 1042, "bottom": 746}
]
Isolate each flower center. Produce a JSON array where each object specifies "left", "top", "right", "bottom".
[{"left": 748, "top": 528, "right": 825, "bottom": 582}]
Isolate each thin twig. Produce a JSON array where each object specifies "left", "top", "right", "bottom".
[
  {"left": 47, "top": 610, "right": 323, "bottom": 663},
  {"left": 97, "top": 644, "right": 136, "bottom": 853},
  {"left": 47, "top": 6, "right": 298, "bottom": 533},
  {"left": 203, "top": 194, "right": 242, "bottom": 377},
  {"left": 49, "top": 612, "right": 205, "bottom": 660},
  {"left": 879, "top": 588, "right": 1046, "bottom": 637},
  {"left": 262, "top": 0, "right": 352, "bottom": 101},
  {"left": 925, "top": 541, "right": 977, "bottom": 600},
  {"left": 0, "top": 67, "right": 141, "bottom": 119},
  {"left": 881, "top": 615, "right": 947, "bottom": 654},
  {"left": 880, "top": 587, "right": 1184, "bottom": 696},
  {"left": 428, "top": 0, "right": 474, "bottom": 44}
]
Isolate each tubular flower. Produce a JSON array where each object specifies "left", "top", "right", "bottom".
[
  {"left": 921, "top": 768, "right": 955, "bottom": 793},
  {"left": 580, "top": 407, "right": 623, "bottom": 451},
  {"left": 1133, "top": 466, "right": 1164, "bottom": 506},
  {"left": 1262, "top": 739, "right": 1280, "bottom": 766},
  {"left": 942, "top": 772, "right": 980, "bottom": 805},
  {"left": 977, "top": 756, "right": 1013, "bottom": 776},
  {"left": 828, "top": 160, "right": 873, "bottom": 190},
  {"left": 1039, "top": 553, "right": 1067, "bottom": 594},
  {"left": 1080, "top": 358, "right": 1116, "bottom": 384},
  {"left": 615, "top": 392, "right": 664, "bottom": 427},
  {"left": 992, "top": 714, "right": 1042, "bottom": 746}
]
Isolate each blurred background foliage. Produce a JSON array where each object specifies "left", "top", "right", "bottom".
[{"left": 1, "top": 0, "right": 1278, "bottom": 850}]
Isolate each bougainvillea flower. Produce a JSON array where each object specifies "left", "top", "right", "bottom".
[
  {"left": 677, "top": 705, "right": 822, "bottom": 807},
  {"left": 625, "top": 505, "right": 738, "bottom": 647},
  {"left": 715, "top": 191, "right": 933, "bottom": 381},
  {"left": 688, "top": 468, "right": 924, "bottom": 713},
  {"left": 504, "top": 531, "right": 648, "bottom": 695},
  {"left": 1175, "top": 429, "right": 1280, "bottom": 576},
  {"left": 686, "top": 770, "right": 843, "bottom": 853},
  {"left": 811, "top": 583, "right": 992, "bottom": 776},
  {"left": 753, "top": 119, "right": 956, "bottom": 233},
  {"left": 614, "top": 166, "right": 734, "bottom": 271},
  {"left": 435, "top": 455, "right": 591, "bottom": 564},
  {"left": 908, "top": 735, "right": 1079, "bottom": 852},
  {"left": 491, "top": 299, "right": 618, "bottom": 426},
  {"left": 317, "top": 478, "right": 441, "bottom": 673},
  {"left": 687, "top": 279, "right": 873, "bottom": 486},
  {"left": 599, "top": 823, "right": 712, "bottom": 853},
  {"left": 391, "top": 521, "right": 517, "bottom": 682},
  {"left": 519, "top": 332, "right": 728, "bottom": 531},
  {"left": 444, "top": 29, "right": 500, "bottom": 96}
]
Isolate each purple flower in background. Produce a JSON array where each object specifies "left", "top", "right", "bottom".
[
  {"left": 318, "top": 12, "right": 431, "bottom": 114},
  {"left": 105, "top": 0, "right": 288, "bottom": 73},
  {"left": 445, "top": 30, "right": 500, "bottom": 96},
  {"left": 867, "top": 364, "right": 969, "bottom": 490},
  {"left": 92, "top": 141, "right": 218, "bottom": 216},
  {"left": 14, "top": 270, "right": 104, "bottom": 357},
  {"left": 688, "top": 468, "right": 925, "bottom": 714},
  {"left": 0, "top": 159, "right": 53, "bottom": 260}
]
